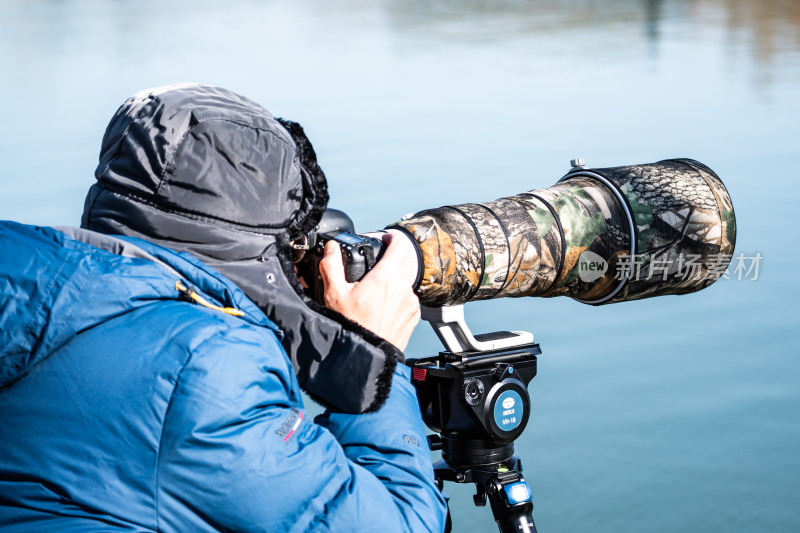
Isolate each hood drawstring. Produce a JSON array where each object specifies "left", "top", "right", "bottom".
[{"left": 175, "top": 280, "right": 245, "bottom": 317}]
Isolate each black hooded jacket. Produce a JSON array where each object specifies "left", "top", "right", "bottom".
[{"left": 81, "top": 83, "right": 403, "bottom": 413}]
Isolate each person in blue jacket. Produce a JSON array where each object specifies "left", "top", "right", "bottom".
[{"left": 0, "top": 84, "right": 448, "bottom": 532}]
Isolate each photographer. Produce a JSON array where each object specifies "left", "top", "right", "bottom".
[{"left": 0, "top": 84, "right": 447, "bottom": 532}]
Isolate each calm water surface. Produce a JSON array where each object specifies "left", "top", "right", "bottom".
[{"left": 1, "top": 1, "right": 798, "bottom": 532}]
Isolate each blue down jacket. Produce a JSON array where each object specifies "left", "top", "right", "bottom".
[{"left": 0, "top": 221, "right": 447, "bottom": 532}]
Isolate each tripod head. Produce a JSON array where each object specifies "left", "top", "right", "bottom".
[{"left": 408, "top": 305, "right": 540, "bottom": 533}]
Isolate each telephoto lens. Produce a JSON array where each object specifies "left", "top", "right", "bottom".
[{"left": 392, "top": 159, "right": 736, "bottom": 307}]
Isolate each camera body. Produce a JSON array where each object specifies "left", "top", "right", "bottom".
[
  {"left": 315, "top": 230, "right": 385, "bottom": 283},
  {"left": 294, "top": 209, "right": 386, "bottom": 304}
]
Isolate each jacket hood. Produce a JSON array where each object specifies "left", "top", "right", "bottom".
[
  {"left": 84, "top": 83, "right": 326, "bottom": 240},
  {"left": 0, "top": 222, "right": 275, "bottom": 389},
  {"left": 79, "top": 84, "right": 402, "bottom": 414}
]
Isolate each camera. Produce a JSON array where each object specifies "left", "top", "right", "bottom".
[
  {"left": 300, "top": 159, "right": 735, "bottom": 309},
  {"left": 293, "top": 158, "right": 735, "bottom": 533},
  {"left": 294, "top": 210, "right": 385, "bottom": 304}
]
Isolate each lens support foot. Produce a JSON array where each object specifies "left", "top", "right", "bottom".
[{"left": 421, "top": 304, "right": 534, "bottom": 354}]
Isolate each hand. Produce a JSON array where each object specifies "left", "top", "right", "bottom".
[{"left": 319, "top": 231, "right": 420, "bottom": 352}]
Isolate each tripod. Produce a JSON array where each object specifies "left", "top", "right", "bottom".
[{"left": 409, "top": 305, "right": 540, "bottom": 533}]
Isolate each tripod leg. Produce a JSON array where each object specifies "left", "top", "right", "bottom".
[
  {"left": 487, "top": 475, "right": 536, "bottom": 533},
  {"left": 473, "top": 483, "right": 487, "bottom": 507}
]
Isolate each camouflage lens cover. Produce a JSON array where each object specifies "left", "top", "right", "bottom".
[
  {"left": 393, "top": 159, "right": 736, "bottom": 307},
  {"left": 573, "top": 159, "right": 736, "bottom": 303}
]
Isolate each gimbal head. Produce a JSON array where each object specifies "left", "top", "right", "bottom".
[{"left": 408, "top": 305, "right": 540, "bottom": 533}]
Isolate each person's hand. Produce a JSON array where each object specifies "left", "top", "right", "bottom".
[{"left": 319, "top": 231, "right": 420, "bottom": 352}]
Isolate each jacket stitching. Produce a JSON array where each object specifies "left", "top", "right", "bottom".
[
  {"left": 94, "top": 185, "right": 291, "bottom": 236},
  {"left": 13, "top": 249, "right": 75, "bottom": 389},
  {"left": 98, "top": 95, "right": 158, "bottom": 185},
  {"left": 153, "top": 318, "right": 233, "bottom": 532},
  {"left": 84, "top": 184, "right": 102, "bottom": 229},
  {"left": 153, "top": 117, "right": 296, "bottom": 200}
]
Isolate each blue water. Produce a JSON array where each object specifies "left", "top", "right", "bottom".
[{"left": 1, "top": 1, "right": 798, "bottom": 531}]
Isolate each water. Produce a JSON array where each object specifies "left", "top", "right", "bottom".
[{"left": 1, "top": 1, "right": 798, "bottom": 531}]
